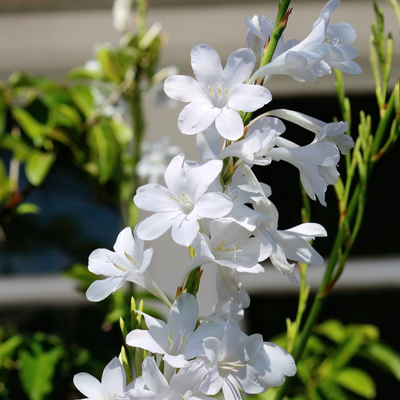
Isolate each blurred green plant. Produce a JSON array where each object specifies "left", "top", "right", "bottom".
[{"left": 247, "top": 319, "right": 400, "bottom": 400}]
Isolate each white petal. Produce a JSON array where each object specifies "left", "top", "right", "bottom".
[
  {"left": 194, "top": 193, "right": 232, "bottom": 218},
  {"left": 215, "top": 108, "right": 244, "bottom": 140},
  {"left": 228, "top": 84, "right": 272, "bottom": 112},
  {"left": 134, "top": 183, "right": 179, "bottom": 212},
  {"left": 136, "top": 211, "right": 178, "bottom": 241},
  {"left": 223, "top": 48, "right": 256, "bottom": 88},
  {"left": 164, "top": 75, "right": 208, "bottom": 102},
  {"left": 88, "top": 249, "right": 125, "bottom": 276},
  {"left": 171, "top": 212, "right": 199, "bottom": 247},
  {"left": 168, "top": 293, "right": 199, "bottom": 352},
  {"left": 126, "top": 329, "right": 168, "bottom": 355},
  {"left": 191, "top": 44, "right": 223, "bottom": 92},
  {"left": 102, "top": 357, "right": 126, "bottom": 397},
  {"left": 86, "top": 276, "right": 124, "bottom": 302},
  {"left": 142, "top": 357, "right": 169, "bottom": 396},
  {"left": 164, "top": 153, "right": 186, "bottom": 197},
  {"left": 178, "top": 99, "right": 218, "bottom": 134},
  {"left": 73, "top": 373, "right": 102, "bottom": 399}
]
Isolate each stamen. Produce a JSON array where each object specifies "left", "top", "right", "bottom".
[
  {"left": 124, "top": 251, "right": 138, "bottom": 265},
  {"left": 208, "top": 85, "right": 214, "bottom": 96}
]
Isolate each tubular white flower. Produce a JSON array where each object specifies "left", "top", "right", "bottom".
[
  {"left": 249, "top": 0, "right": 361, "bottom": 84},
  {"left": 164, "top": 44, "right": 272, "bottom": 140},
  {"left": 86, "top": 226, "right": 171, "bottom": 307}
]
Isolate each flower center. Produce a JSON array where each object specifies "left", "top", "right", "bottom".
[{"left": 212, "top": 240, "right": 242, "bottom": 261}]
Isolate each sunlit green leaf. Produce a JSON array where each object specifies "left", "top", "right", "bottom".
[
  {"left": 69, "top": 84, "right": 96, "bottom": 118},
  {"left": 25, "top": 150, "right": 56, "bottom": 186},
  {"left": 0, "top": 135, "right": 37, "bottom": 161},
  {"left": 87, "top": 120, "right": 119, "bottom": 183},
  {"left": 315, "top": 319, "right": 347, "bottom": 343},
  {"left": 18, "top": 342, "right": 64, "bottom": 400},
  {"left": 67, "top": 66, "right": 103, "bottom": 81},
  {"left": 0, "top": 334, "right": 23, "bottom": 364},
  {"left": 97, "top": 46, "right": 121, "bottom": 83},
  {"left": 49, "top": 104, "right": 82, "bottom": 129},
  {"left": 11, "top": 107, "right": 51, "bottom": 146},
  {"left": 110, "top": 118, "right": 133, "bottom": 146},
  {"left": 15, "top": 203, "right": 41, "bottom": 215},
  {"left": 362, "top": 342, "right": 400, "bottom": 380},
  {"left": 0, "top": 101, "right": 7, "bottom": 136},
  {"left": 334, "top": 367, "right": 376, "bottom": 399}
]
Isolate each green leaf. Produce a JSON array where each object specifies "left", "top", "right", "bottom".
[
  {"left": 25, "top": 150, "right": 56, "bottom": 186},
  {"left": 7, "top": 71, "right": 34, "bottom": 89},
  {"left": 109, "top": 118, "right": 133, "bottom": 146},
  {"left": 11, "top": 107, "right": 51, "bottom": 146},
  {"left": 0, "top": 101, "right": 7, "bottom": 136},
  {"left": 0, "top": 135, "right": 36, "bottom": 161},
  {"left": 18, "top": 342, "right": 64, "bottom": 400},
  {"left": 49, "top": 104, "right": 82, "bottom": 129},
  {"left": 0, "top": 334, "right": 23, "bottom": 363},
  {"left": 315, "top": 319, "right": 347, "bottom": 343},
  {"left": 69, "top": 84, "right": 96, "bottom": 118},
  {"left": 15, "top": 203, "right": 41, "bottom": 215},
  {"left": 334, "top": 367, "right": 376, "bottom": 399},
  {"left": 363, "top": 342, "right": 400, "bottom": 380},
  {"left": 87, "top": 119, "right": 119, "bottom": 183},
  {"left": 67, "top": 66, "right": 103, "bottom": 81},
  {"left": 97, "top": 46, "right": 121, "bottom": 83}
]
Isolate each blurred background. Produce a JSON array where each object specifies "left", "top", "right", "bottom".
[{"left": 0, "top": 0, "right": 399, "bottom": 399}]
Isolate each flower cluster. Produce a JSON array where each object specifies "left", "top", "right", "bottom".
[{"left": 74, "top": 1, "right": 359, "bottom": 399}]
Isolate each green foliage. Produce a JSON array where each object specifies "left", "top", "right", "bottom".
[
  {"left": 288, "top": 320, "right": 400, "bottom": 399},
  {"left": 18, "top": 335, "right": 65, "bottom": 400}
]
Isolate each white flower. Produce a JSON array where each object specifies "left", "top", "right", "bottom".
[
  {"left": 73, "top": 357, "right": 153, "bottom": 400},
  {"left": 268, "top": 138, "right": 340, "bottom": 206},
  {"left": 216, "top": 266, "right": 250, "bottom": 309},
  {"left": 265, "top": 108, "right": 353, "bottom": 154},
  {"left": 218, "top": 117, "right": 285, "bottom": 166},
  {"left": 250, "top": 0, "right": 361, "bottom": 84},
  {"left": 240, "top": 163, "right": 326, "bottom": 281},
  {"left": 86, "top": 226, "right": 171, "bottom": 307},
  {"left": 126, "top": 293, "right": 201, "bottom": 369},
  {"left": 137, "top": 137, "right": 181, "bottom": 184},
  {"left": 198, "top": 318, "right": 264, "bottom": 400},
  {"left": 141, "top": 357, "right": 210, "bottom": 400},
  {"left": 164, "top": 44, "right": 272, "bottom": 140},
  {"left": 249, "top": 342, "right": 297, "bottom": 390},
  {"left": 188, "top": 220, "right": 270, "bottom": 274},
  {"left": 134, "top": 153, "right": 232, "bottom": 247}
]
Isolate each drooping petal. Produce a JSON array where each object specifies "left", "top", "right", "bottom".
[{"left": 86, "top": 276, "right": 124, "bottom": 302}]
